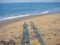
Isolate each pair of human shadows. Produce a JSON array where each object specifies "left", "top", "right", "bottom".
[{"left": 21, "top": 21, "right": 45, "bottom": 45}]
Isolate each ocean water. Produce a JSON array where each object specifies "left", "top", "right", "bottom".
[{"left": 0, "top": 2, "right": 60, "bottom": 19}]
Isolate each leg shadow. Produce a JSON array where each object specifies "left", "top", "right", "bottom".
[
  {"left": 21, "top": 22, "right": 30, "bottom": 45},
  {"left": 30, "top": 21, "right": 45, "bottom": 45}
]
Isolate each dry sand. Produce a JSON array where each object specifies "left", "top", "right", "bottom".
[{"left": 0, "top": 12, "right": 60, "bottom": 45}]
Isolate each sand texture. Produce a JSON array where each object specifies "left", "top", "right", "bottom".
[{"left": 0, "top": 12, "right": 60, "bottom": 45}]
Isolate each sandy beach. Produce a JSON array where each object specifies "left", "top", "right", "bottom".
[{"left": 0, "top": 12, "right": 60, "bottom": 45}]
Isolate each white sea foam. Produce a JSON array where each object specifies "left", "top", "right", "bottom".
[
  {"left": 42, "top": 11, "right": 48, "bottom": 14},
  {"left": 0, "top": 14, "right": 29, "bottom": 20},
  {"left": 0, "top": 10, "right": 49, "bottom": 24},
  {"left": 0, "top": 7, "right": 60, "bottom": 22},
  {"left": 0, "top": 11, "right": 48, "bottom": 20},
  {"left": 0, "top": 14, "right": 30, "bottom": 24}
]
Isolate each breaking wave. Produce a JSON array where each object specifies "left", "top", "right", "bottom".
[{"left": 0, "top": 7, "right": 60, "bottom": 23}]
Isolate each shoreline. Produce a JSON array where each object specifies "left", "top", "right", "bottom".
[{"left": 0, "top": 12, "right": 60, "bottom": 25}]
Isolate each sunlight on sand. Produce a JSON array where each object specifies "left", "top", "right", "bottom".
[{"left": 0, "top": 12, "right": 60, "bottom": 45}]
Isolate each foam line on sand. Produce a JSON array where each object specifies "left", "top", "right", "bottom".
[{"left": 0, "top": 11, "right": 48, "bottom": 24}]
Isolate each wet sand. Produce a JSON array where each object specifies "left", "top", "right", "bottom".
[{"left": 0, "top": 12, "right": 60, "bottom": 45}]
